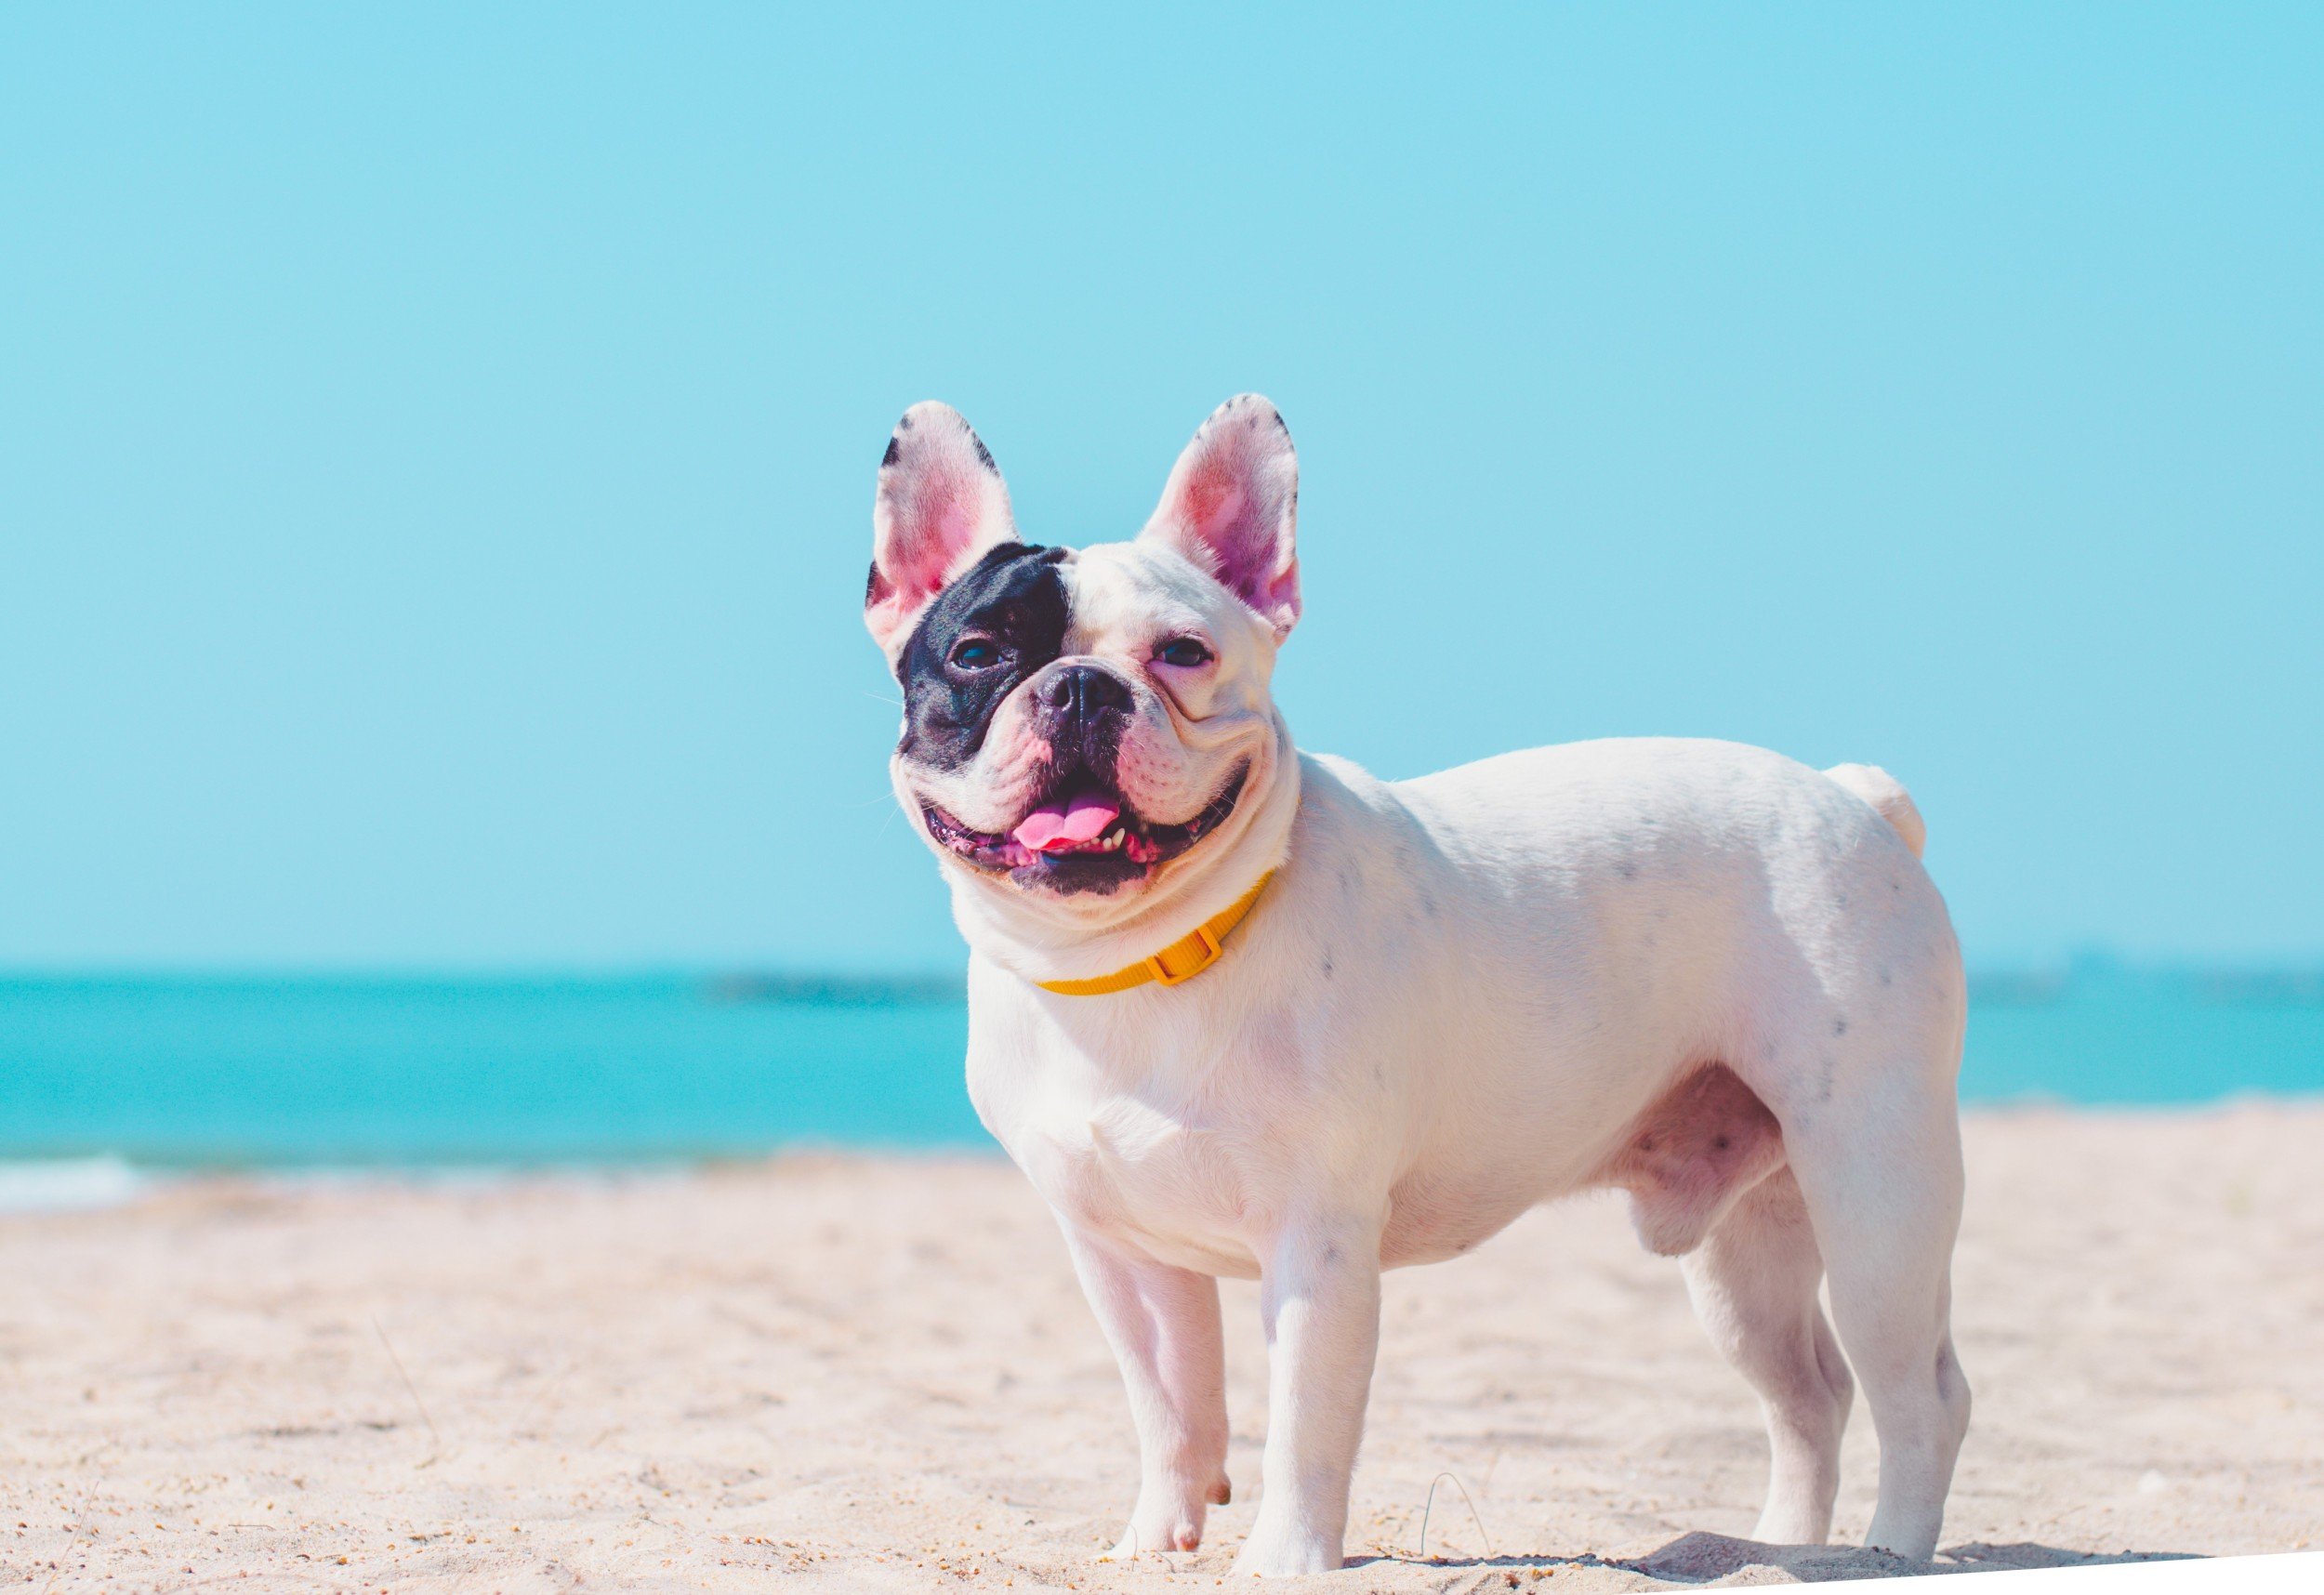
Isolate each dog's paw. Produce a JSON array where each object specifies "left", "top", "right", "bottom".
[
  {"left": 1229, "top": 1520, "right": 1344, "bottom": 1577},
  {"left": 1092, "top": 1534, "right": 1199, "bottom": 1571},
  {"left": 1097, "top": 1519, "right": 1201, "bottom": 1560},
  {"left": 1097, "top": 1479, "right": 1228, "bottom": 1560}
]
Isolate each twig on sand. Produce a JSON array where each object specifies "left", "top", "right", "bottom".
[
  {"left": 371, "top": 1315, "right": 443, "bottom": 1467},
  {"left": 38, "top": 1442, "right": 117, "bottom": 1595},
  {"left": 1415, "top": 1470, "right": 1494, "bottom": 1562},
  {"left": 504, "top": 1356, "right": 573, "bottom": 1446}
]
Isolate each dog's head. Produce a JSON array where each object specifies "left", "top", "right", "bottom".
[{"left": 865, "top": 395, "right": 1299, "bottom": 918}]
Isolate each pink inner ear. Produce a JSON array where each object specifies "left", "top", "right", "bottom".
[
  {"left": 877, "top": 473, "right": 984, "bottom": 610},
  {"left": 1182, "top": 473, "right": 1248, "bottom": 548},
  {"left": 1184, "top": 471, "right": 1282, "bottom": 614},
  {"left": 1145, "top": 397, "right": 1300, "bottom": 636},
  {"left": 868, "top": 404, "right": 1015, "bottom": 647}
]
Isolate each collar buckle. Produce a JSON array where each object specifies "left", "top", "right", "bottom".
[
  {"left": 1034, "top": 868, "right": 1274, "bottom": 997},
  {"left": 1144, "top": 922, "right": 1224, "bottom": 986}
]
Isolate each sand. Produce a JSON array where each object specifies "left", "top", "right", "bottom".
[{"left": 4, "top": 1106, "right": 2319, "bottom": 1591}]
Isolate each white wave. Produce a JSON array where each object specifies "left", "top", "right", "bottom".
[{"left": 0, "top": 1155, "right": 150, "bottom": 1213}]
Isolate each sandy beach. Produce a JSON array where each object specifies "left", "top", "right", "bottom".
[{"left": 4, "top": 1106, "right": 2318, "bottom": 1591}]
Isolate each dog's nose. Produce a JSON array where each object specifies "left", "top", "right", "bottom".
[{"left": 1040, "top": 665, "right": 1132, "bottom": 721}]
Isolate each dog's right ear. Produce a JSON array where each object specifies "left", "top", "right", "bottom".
[{"left": 865, "top": 402, "right": 1018, "bottom": 652}]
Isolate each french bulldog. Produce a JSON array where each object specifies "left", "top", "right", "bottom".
[{"left": 865, "top": 395, "right": 1971, "bottom": 1575}]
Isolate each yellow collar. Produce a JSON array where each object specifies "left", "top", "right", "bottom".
[{"left": 1035, "top": 871, "right": 1276, "bottom": 996}]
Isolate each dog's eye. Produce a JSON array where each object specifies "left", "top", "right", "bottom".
[
  {"left": 949, "top": 637, "right": 1003, "bottom": 670},
  {"left": 1154, "top": 637, "right": 1213, "bottom": 668}
]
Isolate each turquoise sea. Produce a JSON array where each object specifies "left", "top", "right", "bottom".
[{"left": 1, "top": 962, "right": 2318, "bottom": 1184}]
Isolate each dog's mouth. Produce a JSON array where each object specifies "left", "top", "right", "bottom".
[{"left": 921, "top": 767, "right": 1248, "bottom": 894}]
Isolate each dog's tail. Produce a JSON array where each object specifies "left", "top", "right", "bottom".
[{"left": 1823, "top": 762, "right": 1926, "bottom": 858}]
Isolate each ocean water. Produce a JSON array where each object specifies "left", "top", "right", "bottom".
[
  {"left": 0, "top": 975, "right": 979, "bottom": 1169},
  {"left": 1, "top": 963, "right": 2318, "bottom": 1186}
]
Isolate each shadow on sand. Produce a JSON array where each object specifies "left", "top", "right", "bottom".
[{"left": 1351, "top": 1530, "right": 2204, "bottom": 1584}]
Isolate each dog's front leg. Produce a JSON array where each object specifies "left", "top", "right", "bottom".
[
  {"left": 1232, "top": 1214, "right": 1383, "bottom": 1577},
  {"left": 1062, "top": 1225, "right": 1232, "bottom": 1558}
]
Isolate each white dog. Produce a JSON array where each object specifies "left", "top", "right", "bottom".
[{"left": 865, "top": 395, "right": 1971, "bottom": 1575}]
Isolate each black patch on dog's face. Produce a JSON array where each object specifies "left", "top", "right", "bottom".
[{"left": 893, "top": 542, "right": 1070, "bottom": 771}]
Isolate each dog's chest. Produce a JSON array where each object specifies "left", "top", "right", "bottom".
[{"left": 982, "top": 1050, "right": 1281, "bottom": 1276}]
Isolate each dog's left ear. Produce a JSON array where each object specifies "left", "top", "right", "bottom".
[{"left": 1140, "top": 394, "right": 1301, "bottom": 640}]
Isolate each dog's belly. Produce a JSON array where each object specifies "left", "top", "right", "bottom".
[
  {"left": 1012, "top": 1079, "right": 1782, "bottom": 1277},
  {"left": 1375, "top": 1063, "right": 1786, "bottom": 1267},
  {"left": 1378, "top": 1167, "right": 1542, "bottom": 1269}
]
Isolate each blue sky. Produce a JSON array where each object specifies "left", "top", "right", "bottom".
[{"left": 4, "top": 5, "right": 2317, "bottom": 970}]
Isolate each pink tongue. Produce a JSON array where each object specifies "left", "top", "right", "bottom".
[{"left": 1011, "top": 790, "right": 1122, "bottom": 852}]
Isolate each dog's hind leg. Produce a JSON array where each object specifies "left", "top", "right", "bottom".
[
  {"left": 1681, "top": 1167, "right": 1854, "bottom": 1545},
  {"left": 1784, "top": 1082, "right": 1971, "bottom": 1562}
]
